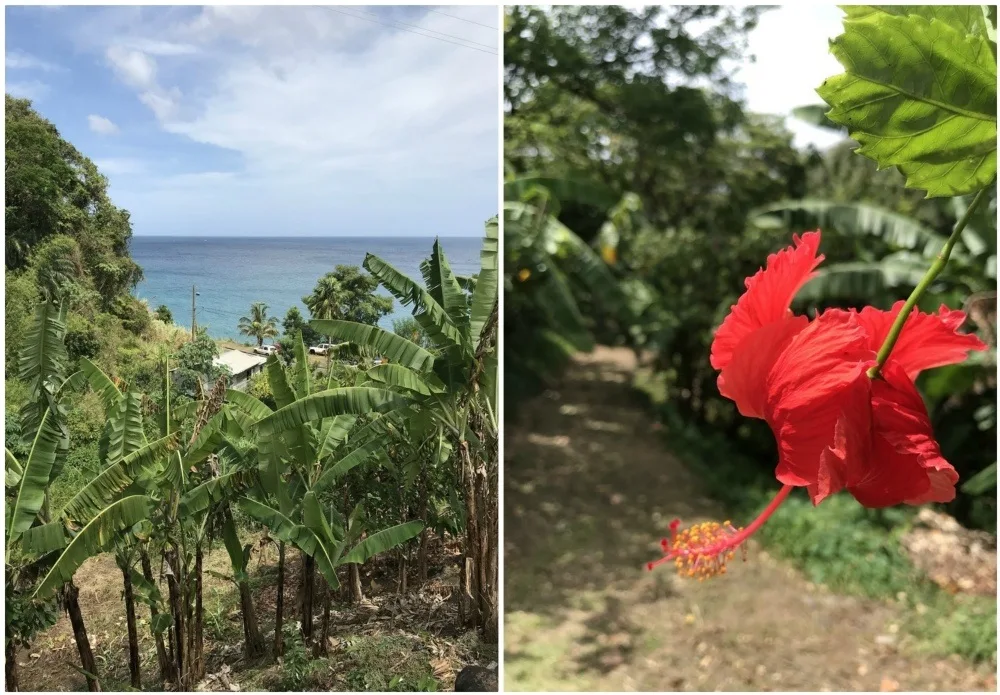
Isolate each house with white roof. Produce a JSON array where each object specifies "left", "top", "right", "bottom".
[{"left": 213, "top": 349, "right": 268, "bottom": 391}]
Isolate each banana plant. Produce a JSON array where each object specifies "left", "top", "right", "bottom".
[
  {"left": 5, "top": 301, "right": 106, "bottom": 692},
  {"left": 310, "top": 221, "right": 499, "bottom": 640},
  {"left": 222, "top": 331, "right": 409, "bottom": 645}
]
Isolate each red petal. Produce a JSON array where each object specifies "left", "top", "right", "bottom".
[
  {"left": 717, "top": 316, "right": 808, "bottom": 419},
  {"left": 763, "top": 311, "right": 876, "bottom": 503},
  {"left": 860, "top": 362, "right": 958, "bottom": 506},
  {"left": 855, "top": 301, "right": 986, "bottom": 380},
  {"left": 710, "top": 231, "right": 824, "bottom": 371}
]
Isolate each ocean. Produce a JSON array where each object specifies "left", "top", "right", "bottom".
[{"left": 131, "top": 236, "right": 483, "bottom": 341}]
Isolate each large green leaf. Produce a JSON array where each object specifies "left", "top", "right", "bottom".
[
  {"left": 224, "top": 389, "right": 274, "bottom": 422},
  {"left": 78, "top": 358, "right": 124, "bottom": 412},
  {"left": 315, "top": 415, "right": 359, "bottom": 462},
  {"left": 33, "top": 495, "right": 152, "bottom": 599},
  {"left": 17, "top": 301, "right": 68, "bottom": 399},
  {"left": 363, "top": 253, "right": 465, "bottom": 350},
  {"left": 469, "top": 217, "right": 499, "bottom": 344},
  {"left": 179, "top": 469, "right": 260, "bottom": 517},
  {"left": 238, "top": 498, "right": 339, "bottom": 587},
  {"left": 314, "top": 440, "right": 385, "bottom": 493},
  {"left": 817, "top": 7, "right": 997, "bottom": 197},
  {"left": 257, "top": 388, "right": 404, "bottom": 436},
  {"left": 59, "top": 434, "right": 177, "bottom": 523},
  {"left": 21, "top": 520, "right": 67, "bottom": 556},
  {"left": 105, "top": 391, "right": 147, "bottom": 464},
  {"left": 290, "top": 331, "right": 311, "bottom": 400},
  {"left": 6, "top": 448, "right": 23, "bottom": 488},
  {"left": 753, "top": 200, "right": 951, "bottom": 257},
  {"left": 366, "top": 363, "right": 436, "bottom": 396},
  {"left": 796, "top": 254, "right": 931, "bottom": 302},
  {"left": 266, "top": 354, "right": 298, "bottom": 410},
  {"left": 7, "top": 408, "right": 62, "bottom": 549},
  {"left": 341, "top": 521, "right": 424, "bottom": 566},
  {"left": 421, "top": 239, "right": 469, "bottom": 334},
  {"left": 311, "top": 320, "right": 436, "bottom": 372}
]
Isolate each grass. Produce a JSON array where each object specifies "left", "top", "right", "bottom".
[
  {"left": 633, "top": 370, "right": 998, "bottom": 665},
  {"left": 341, "top": 635, "right": 439, "bottom": 692}
]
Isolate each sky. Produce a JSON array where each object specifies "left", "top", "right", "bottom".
[
  {"left": 739, "top": 4, "right": 846, "bottom": 150},
  {"left": 5, "top": 5, "right": 500, "bottom": 237}
]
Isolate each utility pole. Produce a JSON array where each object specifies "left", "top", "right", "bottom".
[{"left": 191, "top": 285, "right": 197, "bottom": 341}]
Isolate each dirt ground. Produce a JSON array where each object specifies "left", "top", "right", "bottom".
[
  {"left": 16, "top": 534, "right": 495, "bottom": 692},
  {"left": 504, "top": 346, "right": 996, "bottom": 692}
]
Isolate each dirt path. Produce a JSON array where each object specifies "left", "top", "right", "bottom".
[{"left": 504, "top": 347, "right": 995, "bottom": 692}]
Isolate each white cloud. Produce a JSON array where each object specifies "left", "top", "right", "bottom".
[
  {"left": 739, "top": 5, "right": 846, "bottom": 149},
  {"left": 88, "top": 114, "right": 120, "bottom": 135},
  {"left": 6, "top": 50, "right": 60, "bottom": 71},
  {"left": 6, "top": 80, "right": 50, "bottom": 101},
  {"left": 93, "top": 157, "right": 146, "bottom": 175},
  {"left": 106, "top": 45, "right": 157, "bottom": 88},
  {"left": 87, "top": 6, "right": 499, "bottom": 235},
  {"left": 120, "top": 38, "right": 198, "bottom": 56}
]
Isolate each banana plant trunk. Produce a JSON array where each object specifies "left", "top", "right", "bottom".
[
  {"left": 117, "top": 560, "right": 142, "bottom": 689},
  {"left": 349, "top": 564, "right": 363, "bottom": 603},
  {"left": 165, "top": 549, "right": 190, "bottom": 689},
  {"left": 64, "top": 582, "right": 101, "bottom": 691},
  {"left": 274, "top": 542, "right": 285, "bottom": 657},
  {"left": 300, "top": 552, "right": 315, "bottom": 641},
  {"left": 458, "top": 440, "right": 481, "bottom": 631},
  {"left": 417, "top": 462, "right": 430, "bottom": 582},
  {"left": 6, "top": 641, "right": 18, "bottom": 692},
  {"left": 139, "top": 549, "right": 173, "bottom": 684},
  {"left": 194, "top": 544, "right": 205, "bottom": 682},
  {"left": 314, "top": 579, "right": 332, "bottom": 658},
  {"left": 238, "top": 579, "right": 265, "bottom": 658}
]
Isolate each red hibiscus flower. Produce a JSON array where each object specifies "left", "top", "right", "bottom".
[{"left": 648, "top": 230, "right": 985, "bottom": 579}]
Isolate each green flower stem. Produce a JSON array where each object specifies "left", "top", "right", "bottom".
[{"left": 867, "top": 184, "right": 993, "bottom": 379}]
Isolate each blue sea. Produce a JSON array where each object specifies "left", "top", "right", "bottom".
[{"left": 131, "top": 236, "right": 483, "bottom": 341}]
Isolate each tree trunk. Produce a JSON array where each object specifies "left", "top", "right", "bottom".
[
  {"left": 417, "top": 463, "right": 430, "bottom": 583},
  {"left": 300, "top": 553, "right": 315, "bottom": 642},
  {"left": 139, "top": 549, "right": 173, "bottom": 684},
  {"left": 239, "top": 580, "right": 266, "bottom": 658},
  {"left": 274, "top": 542, "right": 285, "bottom": 658},
  {"left": 6, "top": 640, "right": 18, "bottom": 692},
  {"left": 165, "top": 549, "right": 188, "bottom": 689},
  {"left": 397, "top": 550, "right": 408, "bottom": 594},
  {"left": 64, "top": 582, "right": 101, "bottom": 691},
  {"left": 314, "top": 579, "right": 332, "bottom": 658},
  {"left": 476, "top": 458, "right": 499, "bottom": 645},
  {"left": 349, "top": 563, "right": 363, "bottom": 603},
  {"left": 118, "top": 561, "right": 141, "bottom": 689},
  {"left": 194, "top": 544, "right": 205, "bottom": 682},
  {"left": 458, "top": 440, "right": 481, "bottom": 630}
]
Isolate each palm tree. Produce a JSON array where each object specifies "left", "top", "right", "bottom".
[
  {"left": 237, "top": 302, "right": 279, "bottom": 347},
  {"left": 304, "top": 275, "right": 348, "bottom": 340}
]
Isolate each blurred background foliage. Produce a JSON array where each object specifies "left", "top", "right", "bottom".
[{"left": 503, "top": 4, "right": 996, "bottom": 535}]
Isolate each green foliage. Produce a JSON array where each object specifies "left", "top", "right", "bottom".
[
  {"left": 304, "top": 265, "right": 393, "bottom": 328},
  {"left": 342, "top": 635, "right": 438, "bottom": 692},
  {"left": 173, "top": 328, "right": 227, "bottom": 395},
  {"left": 283, "top": 306, "right": 321, "bottom": 347},
  {"left": 238, "top": 301, "right": 280, "bottom": 347},
  {"left": 5, "top": 95, "right": 143, "bottom": 298},
  {"left": 154, "top": 304, "right": 173, "bottom": 324},
  {"left": 393, "top": 316, "right": 431, "bottom": 349},
  {"left": 818, "top": 6, "right": 997, "bottom": 197},
  {"left": 278, "top": 621, "right": 312, "bottom": 690}
]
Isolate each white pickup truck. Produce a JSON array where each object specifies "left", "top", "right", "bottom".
[
  {"left": 308, "top": 343, "right": 335, "bottom": 355},
  {"left": 253, "top": 344, "right": 279, "bottom": 356}
]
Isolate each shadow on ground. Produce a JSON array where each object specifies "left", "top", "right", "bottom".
[{"left": 504, "top": 347, "right": 995, "bottom": 692}]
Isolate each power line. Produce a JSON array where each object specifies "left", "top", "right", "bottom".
[
  {"left": 326, "top": 6, "right": 497, "bottom": 56},
  {"left": 349, "top": 6, "right": 497, "bottom": 49},
  {"left": 428, "top": 8, "right": 499, "bottom": 31}
]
